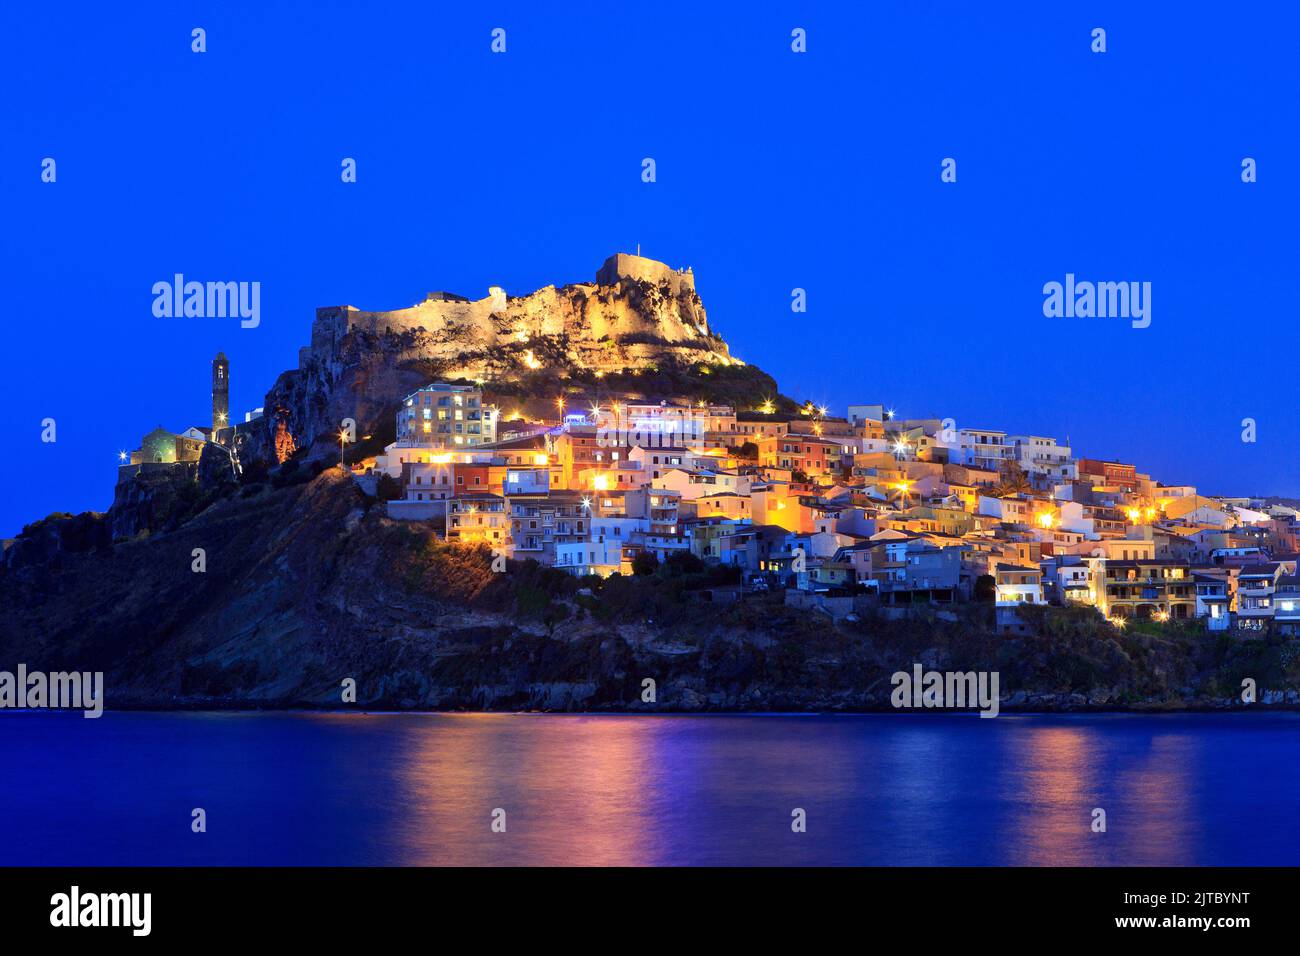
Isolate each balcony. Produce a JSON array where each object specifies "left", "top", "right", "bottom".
[{"left": 1239, "top": 585, "right": 1274, "bottom": 597}]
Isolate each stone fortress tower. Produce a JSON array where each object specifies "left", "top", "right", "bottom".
[{"left": 212, "top": 351, "right": 229, "bottom": 433}]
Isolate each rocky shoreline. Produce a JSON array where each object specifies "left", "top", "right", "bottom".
[{"left": 94, "top": 687, "right": 1300, "bottom": 714}]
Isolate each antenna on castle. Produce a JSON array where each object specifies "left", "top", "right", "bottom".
[{"left": 636, "top": 243, "right": 640, "bottom": 257}]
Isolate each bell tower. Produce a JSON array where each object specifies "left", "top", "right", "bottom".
[{"left": 212, "top": 351, "right": 229, "bottom": 434}]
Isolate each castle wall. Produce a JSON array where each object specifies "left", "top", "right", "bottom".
[
  {"left": 295, "top": 254, "right": 731, "bottom": 386},
  {"left": 596, "top": 253, "right": 695, "bottom": 295}
]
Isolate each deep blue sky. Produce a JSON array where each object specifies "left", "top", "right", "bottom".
[{"left": 2, "top": 3, "right": 1296, "bottom": 536}]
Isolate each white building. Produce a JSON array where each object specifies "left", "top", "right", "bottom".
[
  {"left": 1194, "top": 574, "right": 1231, "bottom": 631},
  {"left": 1008, "top": 434, "right": 1076, "bottom": 482},
  {"left": 995, "top": 563, "right": 1043, "bottom": 605},
  {"left": 555, "top": 537, "right": 624, "bottom": 577},
  {"left": 956, "top": 428, "right": 1014, "bottom": 470},
  {"left": 652, "top": 467, "right": 753, "bottom": 500},
  {"left": 627, "top": 445, "right": 722, "bottom": 481},
  {"left": 504, "top": 467, "right": 549, "bottom": 496}
]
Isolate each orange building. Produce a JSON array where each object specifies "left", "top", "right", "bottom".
[
  {"left": 1078, "top": 458, "right": 1138, "bottom": 492},
  {"left": 756, "top": 434, "right": 849, "bottom": 477}
]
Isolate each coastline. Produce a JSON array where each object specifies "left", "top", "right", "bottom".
[{"left": 9, "top": 699, "right": 1294, "bottom": 716}]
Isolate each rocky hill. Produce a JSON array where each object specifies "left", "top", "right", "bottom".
[
  {"left": 244, "top": 253, "right": 762, "bottom": 465},
  {"left": 7, "top": 253, "right": 1299, "bottom": 712},
  {"left": 6, "top": 468, "right": 1297, "bottom": 711}
]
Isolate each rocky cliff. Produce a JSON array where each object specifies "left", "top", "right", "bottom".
[{"left": 246, "top": 253, "right": 746, "bottom": 464}]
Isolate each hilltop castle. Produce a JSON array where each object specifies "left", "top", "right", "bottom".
[{"left": 298, "top": 252, "right": 726, "bottom": 382}]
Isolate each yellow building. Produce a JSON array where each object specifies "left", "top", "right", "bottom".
[
  {"left": 446, "top": 493, "right": 508, "bottom": 546},
  {"left": 681, "top": 492, "right": 752, "bottom": 521},
  {"left": 1094, "top": 560, "right": 1195, "bottom": 621}
]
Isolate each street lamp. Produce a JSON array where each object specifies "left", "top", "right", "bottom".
[{"left": 896, "top": 480, "right": 912, "bottom": 508}]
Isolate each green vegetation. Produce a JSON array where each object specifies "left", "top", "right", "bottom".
[{"left": 487, "top": 357, "right": 793, "bottom": 415}]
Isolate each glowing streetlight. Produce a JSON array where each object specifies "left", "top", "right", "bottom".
[
  {"left": 118, "top": 450, "right": 127, "bottom": 462},
  {"left": 759, "top": 399, "right": 775, "bottom": 415},
  {"left": 894, "top": 479, "right": 913, "bottom": 509}
]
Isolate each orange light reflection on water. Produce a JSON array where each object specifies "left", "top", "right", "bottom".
[
  {"left": 393, "top": 714, "right": 669, "bottom": 866},
  {"left": 1003, "top": 723, "right": 1195, "bottom": 865}
]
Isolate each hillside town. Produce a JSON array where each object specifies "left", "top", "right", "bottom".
[
  {"left": 355, "top": 381, "right": 1300, "bottom": 638},
  {"left": 95, "top": 251, "right": 1299, "bottom": 644}
]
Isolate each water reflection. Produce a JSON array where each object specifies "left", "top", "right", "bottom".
[
  {"left": 393, "top": 715, "right": 677, "bottom": 865},
  {"left": 1, "top": 711, "right": 1296, "bottom": 865}
]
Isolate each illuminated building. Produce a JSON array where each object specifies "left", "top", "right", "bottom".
[{"left": 396, "top": 382, "right": 497, "bottom": 448}]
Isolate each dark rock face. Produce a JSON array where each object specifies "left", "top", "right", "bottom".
[
  {"left": 2, "top": 510, "right": 111, "bottom": 574},
  {"left": 198, "top": 441, "right": 238, "bottom": 491},
  {"left": 109, "top": 463, "right": 200, "bottom": 541},
  {"left": 253, "top": 337, "right": 425, "bottom": 466}
]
